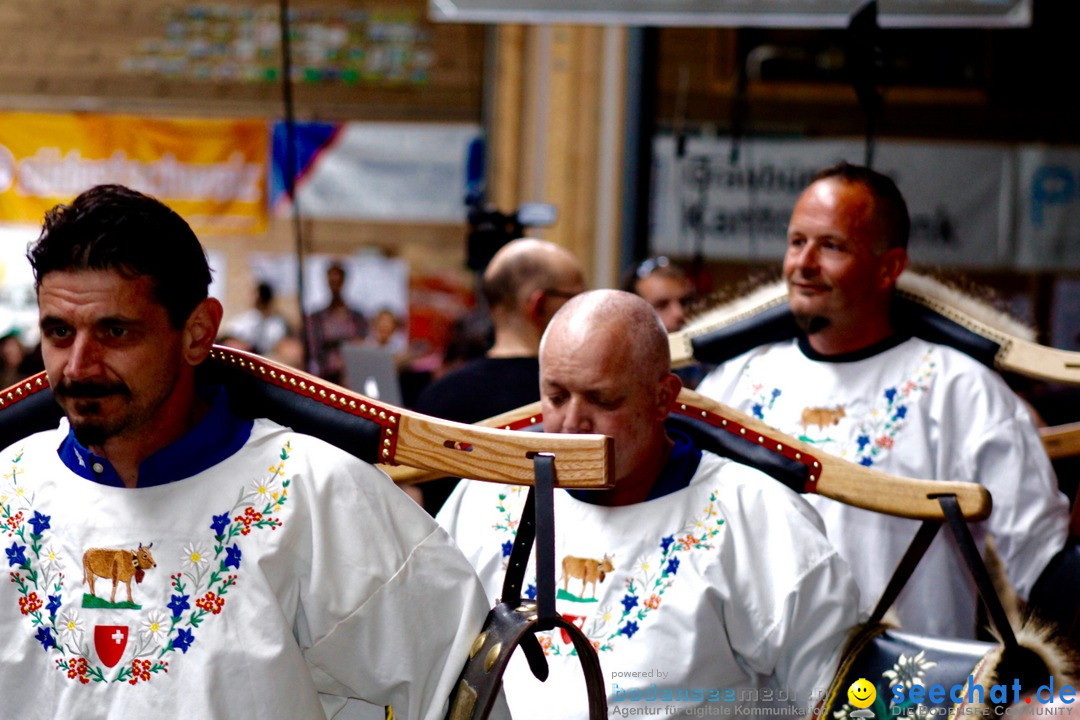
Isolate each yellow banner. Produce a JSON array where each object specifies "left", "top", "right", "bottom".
[{"left": 0, "top": 112, "right": 267, "bottom": 235}]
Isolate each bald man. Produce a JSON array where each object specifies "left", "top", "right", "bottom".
[
  {"left": 415, "top": 238, "right": 585, "bottom": 513},
  {"left": 437, "top": 290, "right": 860, "bottom": 719}
]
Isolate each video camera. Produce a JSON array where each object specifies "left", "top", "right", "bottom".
[{"left": 466, "top": 202, "right": 557, "bottom": 272}]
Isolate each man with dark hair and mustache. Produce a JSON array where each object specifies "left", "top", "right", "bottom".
[
  {"left": 697, "top": 162, "right": 1069, "bottom": 640},
  {"left": 2, "top": 184, "right": 506, "bottom": 720}
]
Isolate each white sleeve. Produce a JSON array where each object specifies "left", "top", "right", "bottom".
[
  {"left": 967, "top": 410, "right": 1069, "bottom": 598},
  {"left": 764, "top": 550, "right": 861, "bottom": 706},
  {"left": 289, "top": 451, "right": 508, "bottom": 720},
  {"left": 716, "top": 480, "right": 862, "bottom": 707},
  {"left": 304, "top": 526, "right": 509, "bottom": 720}
]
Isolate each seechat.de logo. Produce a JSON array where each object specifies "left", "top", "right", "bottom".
[{"left": 891, "top": 676, "right": 1076, "bottom": 709}]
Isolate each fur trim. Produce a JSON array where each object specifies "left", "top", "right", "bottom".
[
  {"left": 948, "top": 535, "right": 1077, "bottom": 715},
  {"left": 680, "top": 270, "right": 1035, "bottom": 343},
  {"left": 896, "top": 271, "right": 1036, "bottom": 343},
  {"left": 681, "top": 277, "right": 786, "bottom": 335},
  {"left": 983, "top": 535, "right": 1023, "bottom": 627},
  {"left": 961, "top": 617, "right": 1079, "bottom": 716}
]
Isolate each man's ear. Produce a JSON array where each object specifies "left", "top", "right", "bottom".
[
  {"left": 524, "top": 288, "right": 547, "bottom": 326},
  {"left": 877, "top": 247, "right": 908, "bottom": 291},
  {"left": 182, "top": 298, "right": 224, "bottom": 366},
  {"left": 656, "top": 372, "right": 683, "bottom": 419}
]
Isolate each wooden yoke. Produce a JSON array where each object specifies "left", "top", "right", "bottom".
[
  {"left": 385, "top": 388, "right": 991, "bottom": 522},
  {"left": 671, "top": 271, "right": 1080, "bottom": 463},
  {"left": 671, "top": 271, "right": 1080, "bottom": 387},
  {"left": 0, "top": 347, "right": 614, "bottom": 491},
  {"left": 1041, "top": 422, "right": 1080, "bottom": 460},
  {"left": 206, "top": 348, "right": 614, "bottom": 489}
]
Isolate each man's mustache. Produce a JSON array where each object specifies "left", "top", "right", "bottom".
[{"left": 54, "top": 381, "right": 131, "bottom": 399}]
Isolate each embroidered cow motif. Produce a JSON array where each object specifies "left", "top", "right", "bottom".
[
  {"left": 82, "top": 543, "right": 156, "bottom": 605},
  {"left": 560, "top": 555, "right": 614, "bottom": 599},
  {"left": 490, "top": 486, "right": 727, "bottom": 656},
  {"left": 800, "top": 405, "right": 846, "bottom": 432}
]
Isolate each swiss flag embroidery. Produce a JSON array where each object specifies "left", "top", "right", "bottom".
[{"left": 94, "top": 625, "right": 129, "bottom": 668}]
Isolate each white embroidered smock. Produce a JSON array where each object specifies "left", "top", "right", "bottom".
[
  {"left": 0, "top": 402, "right": 501, "bottom": 720},
  {"left": 437, "top": 444, "right": 861, "bottom": 720},
  {"left": 697, "top": 336, "right": 1070, "bottom": 638}
]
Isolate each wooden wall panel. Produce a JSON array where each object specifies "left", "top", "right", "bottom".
[
  {"left": 489, "top": 25, "right": 627, "bottom": 289},
  {"left": 0, "top": 0, "right": 487, "bottom": 321},
  {"left": 0, "top": 0, "right": 484, "bottom": 122}
]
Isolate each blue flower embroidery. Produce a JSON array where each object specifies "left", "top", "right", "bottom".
[
  {"left": 621, "top": 621, "right": 639, "bottom": 638},
  {"left": 751, "top": 403, "right": 764, "bottom": 419},
  {"left": 173, "top": 628, "right": 195, "bottom": 654},
  {"left": 47, "top": 594, "right": 61, "bottom": 618},
  {"left": 501, "top": 540, "right": 513, "bottom": 558},
  {"left": 28, "top": 511, "right": 50, "bottom": 536},
  {"left": 860, "top": 457, "right": 874, "bottom": 467},
  {"left": 35, "top": 627, "right": 54, "bottom": 650},
  {"left": 856, "top": 435, "right": 871, "bottom": 451},
  {"left": 884, "top": 388, "right": 897, "bottom": 403},
  {"left": 894, "top": 406, "right": 907, "bottom": 420},
  {"left": 525, "top": 584, "right": 536, "bottom": 600},
  {"left": 660, "top": 536, "right": 674, "bottom": 553},
  {"left": 621, "top": 594, "right": 638, "bottom": 613},
  {"left": 771, "top": 388, "right": 782, "bottom": 399},
  {"left": 6, "top": 542, "right": 26, "bottom": 568},
  {"left": 168, "top": 594, "right": 190, "bottom": 619},
  {"left": 210, "top": 512, "right": 230, "bottom": 536},
  {"left": 224, "top": 544, "right": 242, "bottom": 571},
  {"left": 665, "top": 557, "right": 680, "bottom": 576}
]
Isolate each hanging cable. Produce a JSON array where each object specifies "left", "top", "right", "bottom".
[
  {"left": 278, "top": 0, "right": 309, "bottom": 370},
  {"left": 846, "top": 0, "right": 884, "bottom": 168}
]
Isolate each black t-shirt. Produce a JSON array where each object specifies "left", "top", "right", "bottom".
[{"left": 412, "top": 356, "right": 541, "bottom": 513}]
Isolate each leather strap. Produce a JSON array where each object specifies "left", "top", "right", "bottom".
[
  {"left": 938, "top": 495, "right": 1018, "bottom": 650},
  {"left": 500, "top": 487, "right": 536, "bottom": 609},
  {"left": 869, "top": 520, "right": 940, "bottom": 625},
  {"left": 869, "top": 494, "right": 1018, "bottom": 650},
  {"left": 444, "top": 602, "right": 608, "bottom": 720},
  {"left": 445, "top": 455, "right": 608, "bottom": 720}
]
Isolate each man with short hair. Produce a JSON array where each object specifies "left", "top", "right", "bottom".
[
  {"left": 621, "top": 256, "right": 695, "bottom": 333},
  {"left": 0, "top": 184, "right": 503, "bottom": 720},
  {"left": 623, "top": 255, "right": 711, "bottom": 388},
  {"left": 415, "top": 237, "right": 585, "bottom": 513},
  {"left": 697, "top": 162, "right": 1070, "bottom": 638},
  {"left": 438, "top": 289, "right": 860, "bottom": 719}
]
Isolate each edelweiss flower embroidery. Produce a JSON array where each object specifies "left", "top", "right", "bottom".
[
  {"left": 491, "top": 485, "right": 727, "bottom": 656},
  {"left": 39, "top": 544, "right": 63, "bottom": 570},
  {"left": 882, "top": 650, "right": 936, "bottom": 692},
  {"left": 141, "top": 610, "right": 170, "bottom": 647},
  {"left": 181, "top": 543, "right": 209, "bottom": 572},
  {"left": 4, "top": 441, "right": 295, "bottom": 686},
  {"left": 58, "top": 610, "right": 83, "bottom": 643}
]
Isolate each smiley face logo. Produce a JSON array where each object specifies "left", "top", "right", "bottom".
[{"left": 848, "top": 678, "right": 877, "bottom": 709}]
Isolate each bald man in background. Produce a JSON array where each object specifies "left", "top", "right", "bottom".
[{"left": 414, "top": 237, "right": 585, "bottom": 513}]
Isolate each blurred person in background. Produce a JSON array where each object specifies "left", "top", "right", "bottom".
[
  {"left": 413, "top": 238, "right": 585, "bottom": 514},
  {"left": 222, "top": 281, "right": 290, "bottom": 356},
  {"left": 306, "top": 262, "right": 367, "bottom": 385},
  {"left": 621, "top": 255, "right": 696, "bottom": 333},
  {"left": 623, "top": 255, "right": 710, "bottom": 388}
]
